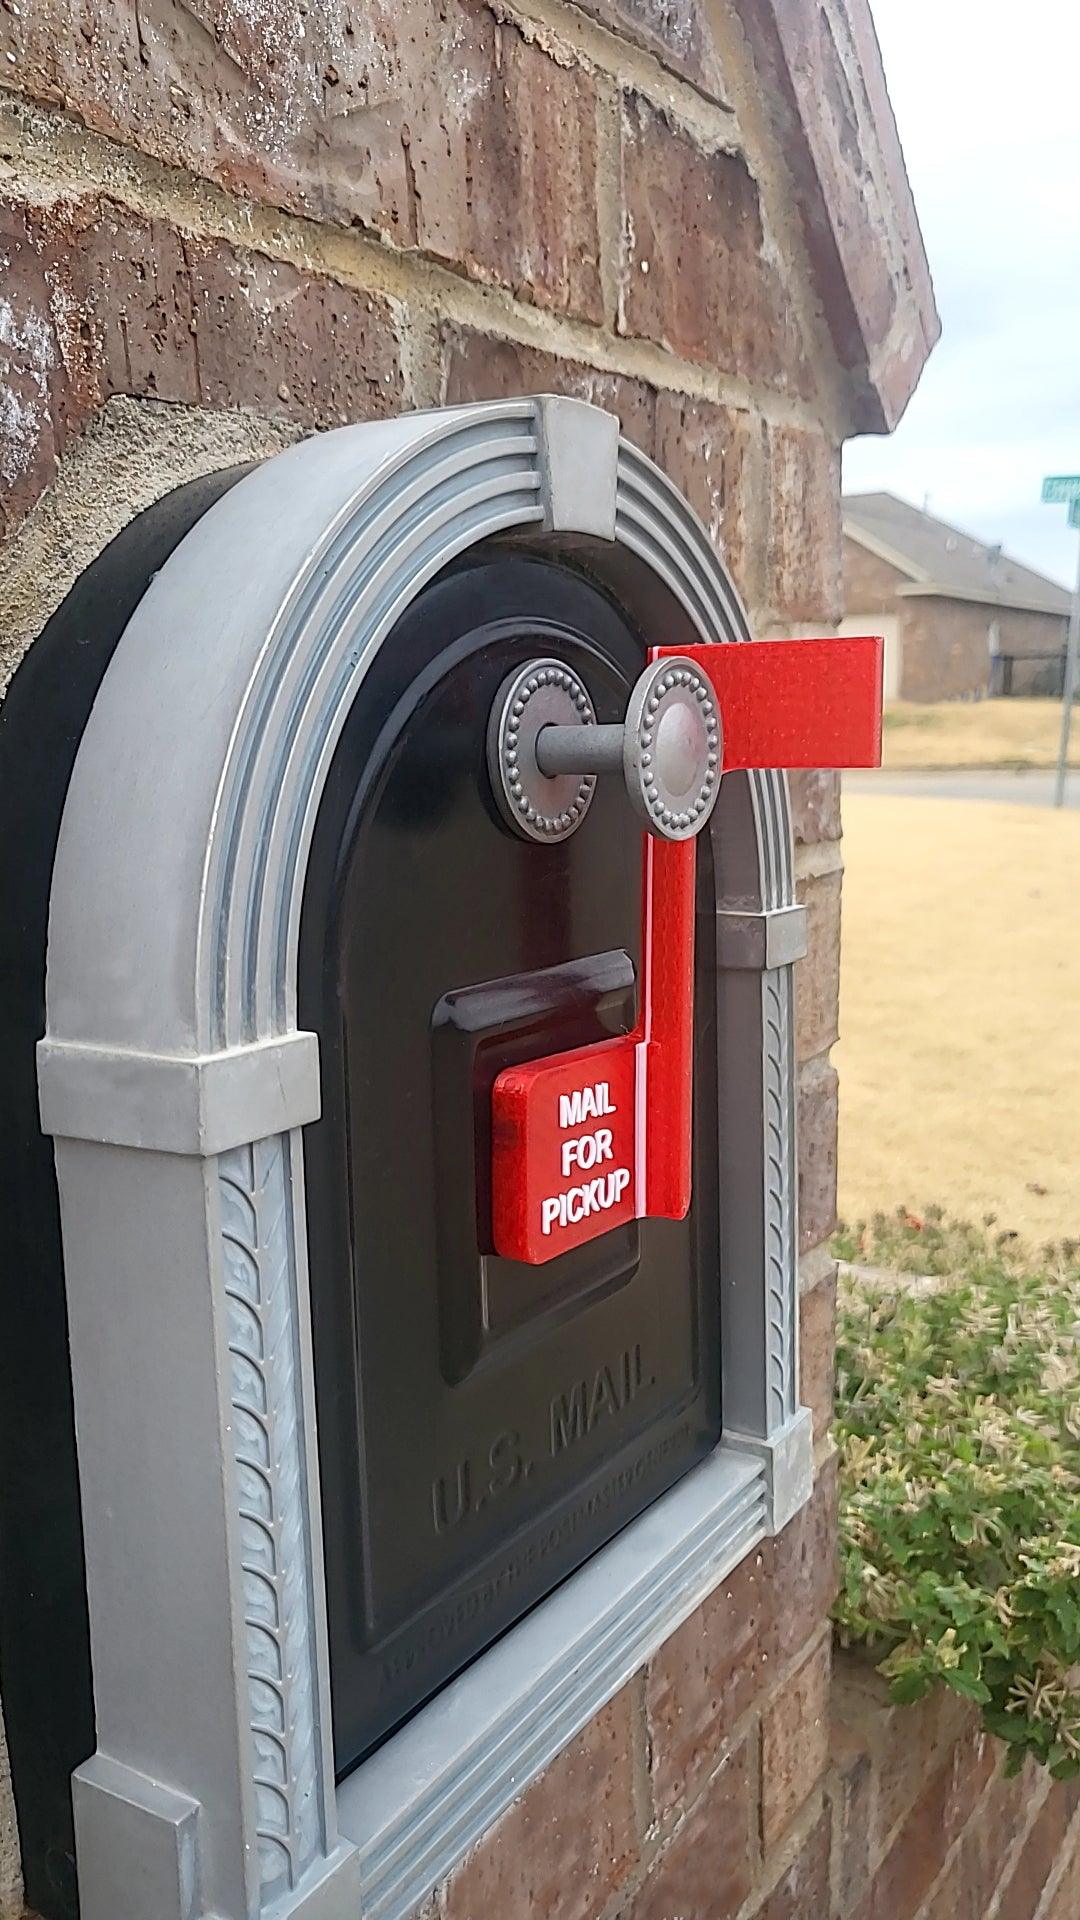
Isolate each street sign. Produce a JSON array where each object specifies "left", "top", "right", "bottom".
[
  {"left": 1041, "top": 475, "right": 1080, "bottom": 504},
  {"left": 1040, "top": 473, "right": 1080, "bottom": 807}
]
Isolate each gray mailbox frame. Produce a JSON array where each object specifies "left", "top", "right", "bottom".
[{"left": 38, "top": 397, "right": 811, "bottom": 1920}]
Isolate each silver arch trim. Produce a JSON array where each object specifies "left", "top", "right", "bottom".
[{"left": 40, "top": 398, "right": 806, "bottom": 1920}]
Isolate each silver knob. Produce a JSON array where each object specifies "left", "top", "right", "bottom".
[{"left": 488, "top": 656, "right": 722, "bottom": 844}]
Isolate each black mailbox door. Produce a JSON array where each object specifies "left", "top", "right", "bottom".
[{"left": 299, "top": 551, "right": 721, "bottom": 1775}]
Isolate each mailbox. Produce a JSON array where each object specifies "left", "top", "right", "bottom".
[
  {"left": 301, "top": 569, "right": 880, "bottom": 1770},
  {"left": 7, "top": 397, "right": 881, "bottom": 1920}
]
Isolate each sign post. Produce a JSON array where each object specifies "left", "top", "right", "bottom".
[{"left": 1041, "top": 475, "right": 1080, "bottom": 808}]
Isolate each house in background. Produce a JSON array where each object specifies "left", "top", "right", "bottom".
[{"left": 840, "top": 492, "right": 1070, "bottom": 700}]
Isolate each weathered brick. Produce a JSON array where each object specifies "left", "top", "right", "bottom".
[
  {"left": 756, "top": 1805, "right": 831, "bottom": 1920},
  {"left": 764, "top": 425, "right": 842, "bottom": 624},
  {"left": 1043, "top": 1813, "right": 1080, "bottom": 1920},
  {"left": 917, "top": 1758, "right": 1038, "bottom": 1920},
  {"left": 619, "top": 96, "right": 812, "bottom": 396},
  {"left": 797, "top": 1059, "right": 838, "bottom": 1253},
  {"left": 725, "top": 0, "right": 938, "bottom": 432},
  {"left": 0, "top": 196, "right": 89, "bottom": 533},
  {"left": 874, "top": 1693, "right": 975, "bottom": 1855},
  {"left": 799, "top": 1263, "right": 836, "bottom": 1448},
  {"left": 761, "top": 1631, "right": 831, "bottom": 1854},
  {"left": 768, "top": 1454, "right": 839, "bottom": 1669},
  {"left": 184, "top": 238, "right": 402, "bottom": 425},
  {"left": 653, "top": 393, "right": 762, "bottom": 609},
  {"left": 827, "top": 1724, "right": 876, "bottom": 1918},
  {"left": 853, "top": 1723, "right": 996, "bottom": 1920},
  {"left": 788, "top": 768, "right": 842, "bottom": 847},
  {"left": 442, "top": 326, "right": 656, "bottom": 455},
  {"left": 830, "top": 1654, "right": 975, "bottom": 1860},
  {"left": 0, "top": 191, "right": 404, "bottom": 541},
  {"left": 624, "top": 1741, "right": 755, "bottom": 1920},
  {"left": 2, "top": 3, "right": 603, "bottom": 319},
  {"left": 795, "top": 868, "right": 841, "bottom": 1064},
  {"left": 570, "top": 1, "right": 728, "bottom": 101},
  {"left": 645, "top": 1542, "right": 771, "bottom": 1817},
  {"left": 441, "top": 1687, "right": 639, "bottom": 1920},
  {"left": 996, "top": 1781, "right": 1080, "bottom": 1920}
]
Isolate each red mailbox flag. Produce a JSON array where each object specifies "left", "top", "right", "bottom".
[{"left": 491, "top": 635, "right": 883, "bottom": 1265}]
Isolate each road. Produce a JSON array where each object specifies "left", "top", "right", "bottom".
[{"left": 843, "top": 768, "right": 1080, "bottom": 809}]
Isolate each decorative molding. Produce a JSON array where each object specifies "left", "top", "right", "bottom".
[
  {"left": 763, "top": 967, "right": 797, "bottom": 1432},
  {"left": 715, "top": 904, "right": 807, "bottom": 970},
  {"left": 40, "top": 398, "right": 807, "bottom": 1920},
  {"left": 219, "top": 1136, "right": 322, "bottom": 1904},
  {"left": 37, "top": 1033, "right": 319, "bottom": 1155}
]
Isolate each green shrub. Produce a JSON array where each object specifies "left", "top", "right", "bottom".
[{"left": 833, "top": 1209, "right": 1080, "bottom": 1777}]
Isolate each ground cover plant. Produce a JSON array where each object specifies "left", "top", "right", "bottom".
[{"left": 834, "top": 1209, "right": 1080, "bottom": 1777}]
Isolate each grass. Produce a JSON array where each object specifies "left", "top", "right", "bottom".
[
  {"left": 834, "top": 793, "right": 1080, "bottom": 1243},
  {"left": 882, "top": 698, "right": 1079, "bottom": 771}
]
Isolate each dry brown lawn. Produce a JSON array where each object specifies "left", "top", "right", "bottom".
[
  {"left": 835, "top": 792, "right": 1080, "bottom": 1243},
  {"left": 883, "top": 698, "right": 1078, "bottom": 771}
]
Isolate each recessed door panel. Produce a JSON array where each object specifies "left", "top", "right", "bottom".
[{"left": 299, "top": 553, "right": 722, "bottom": 1774}]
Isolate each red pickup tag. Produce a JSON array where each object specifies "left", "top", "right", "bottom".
[
  {"left": 491, "top": 1037, "right": 638, "bottom": 1263},
  {"left": 490, "top": 635, "right": 883, "bottom": 1266}
]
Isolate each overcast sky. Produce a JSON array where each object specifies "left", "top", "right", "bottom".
[{"left": 843, "top": 0, "right": 1080, "bottom": 588}]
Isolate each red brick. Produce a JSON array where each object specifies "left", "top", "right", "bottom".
[
  {"left": 799, "top": 1265, "right": 836, "bottom": 1448},
  {"left": 830, "top": 1655, "right": 975, "bottom": 1861},
  {"left": 0, "top": 190, "right": 404, "bottom": 542},
  {"left": 623, "top": 1741, "right": 755, "bottom": 1920},
  {"left": 797, "top": 1059, "right": 838, "bottom": 1254},
  {"left": 827, "top": 1724, "right": 876, "bottom": 1917},
  {"left": 789, "top": 768, "right": 842, "bottom": 847},
  {"left": 184, "top": 239, "right": 402, "bottom": 426},
  {"left": 645, "top": 1542, "right": 772, "bottom": 1817},
  {"left": 764, "top": 425, "right": 842, "bottom": 624},
  {"left": 1, "top": 2, "right": 603, "bottom": 320},
  {"left": 756, "top": 1805, "right": 831, "bottom": 1920},
  {"left": 570, "top": 1, "right": 728, "bottom": 101},
  {"left": 442, "top": 1687, "right": 639, "bottom": 1920},
  {"left": 997, "top": 1782, "right": 1074, "bottom": 1920},
  {"left": 446, "top": 21, "right": 603, "bottom": 320},
  {"left": 726, "top": 0, "right": 938, "bottom": 432},
  {"left": 619, "top": 96, "right": 813, "bottom": 397},
  {"left": 795, "top": 868, "right": 841, "bottom": 1064},
  {"left": 856, "top": 1723, "right": 996, "bottom": 1920},
  {"left": 442, "top": 326, "right": 656, "bottom": 455},
  {"left": 653, "top": 394, "right": 763, "bottom": 610},
  {"left": 918, "top": 1758, "right": 1037, "bottom": 1920},
  {"left": 768, "top": 1454, "right": 839, "bottom": 1669},
  {"left": 1040, "top": 1807, "right": 1080, "bottom": 1920},
  {"left": 0, "top": 198, "right": 73, "bottom": 534},
  {"left": 761, "top": 1631, "right": 831, "bottom": 1852}
]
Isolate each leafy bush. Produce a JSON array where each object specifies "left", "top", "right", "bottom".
[{"left": 833, "top": 1209, "right": 1080, "bottom": 1777}]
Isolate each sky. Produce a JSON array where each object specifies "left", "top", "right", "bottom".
[{"left": 842, "top": 0, "right": 1080, "bottom": 589}]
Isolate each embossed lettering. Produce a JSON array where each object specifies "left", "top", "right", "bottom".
[
  {"left": 550, "top": 1344, "right": 650, "bottom": 1455},
  {"left": 432, "top": 1459, "right": 471, "bottom": 1533}
]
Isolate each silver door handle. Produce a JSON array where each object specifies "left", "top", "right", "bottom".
[{"left": 487, "top": 656, "right": 722, "bottom": 843}]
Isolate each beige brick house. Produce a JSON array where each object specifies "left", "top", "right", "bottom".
[{"left": 841, "top": 492, "right": 1070, "bottom": 700}]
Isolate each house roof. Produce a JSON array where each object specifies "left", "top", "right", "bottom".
[{"left": 843, "top": 493, "right": 1072, "bottom": 617}]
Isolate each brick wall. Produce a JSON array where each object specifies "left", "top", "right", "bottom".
[
  {"left": 842, "top": 540, "right": 1068, "bottom": 700},
  {"left": 897, "top": 598, "right": 1066, "bottom": 701},
  {"left": 842, "top": 538, "right": 908, "bottom": 616},
  {"left": 830, "top": 1653, "right": 1080, "bottom": 1920},
  {"left": 0, "top": 1, "right": 934, "bottom": 1914}
]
